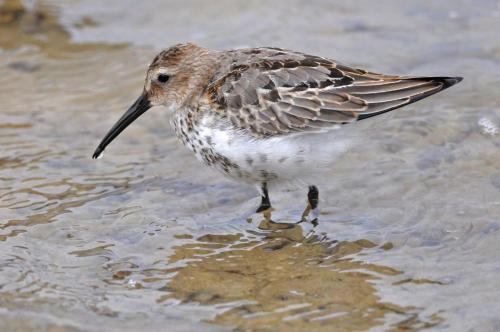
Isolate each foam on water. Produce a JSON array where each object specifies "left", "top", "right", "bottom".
[{"left": 478, "top": 116, "right": 498, "bottom": 136}]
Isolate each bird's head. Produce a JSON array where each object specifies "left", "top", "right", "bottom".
[{"left": 92, "top": 42, "right": 215, "bottom": 159}]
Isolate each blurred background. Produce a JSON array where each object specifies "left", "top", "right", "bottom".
[{"left": 0, "top": 0, "right": 499, "bottom": 331}]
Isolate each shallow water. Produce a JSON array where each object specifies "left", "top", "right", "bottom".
[{"left": 0, "top": 0, "right": 499, "bottom": 331}]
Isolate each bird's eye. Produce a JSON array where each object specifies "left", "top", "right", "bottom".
[{"left": 157, "top": 74, "right": 170, "bottom": 83}]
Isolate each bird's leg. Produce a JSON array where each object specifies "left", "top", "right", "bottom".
[
  {"left": 256, "top": 182, "right": 271, "bottom": 213},
  {"left": 300, "top": 185, "right": 319, "bottom": 224},
  {"left": 308, "top": 185, "right": 319, "bottom": 211}
]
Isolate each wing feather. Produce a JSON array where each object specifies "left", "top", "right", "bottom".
[{"left": 205, "top": 48, "right": 462, "bottom": 137}]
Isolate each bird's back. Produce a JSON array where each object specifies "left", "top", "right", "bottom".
[{"left": 202, "top": 47, "right": 462, "bottom": 139}]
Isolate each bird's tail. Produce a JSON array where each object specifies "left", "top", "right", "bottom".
[{"left": 350, "top": 76, "right": 463, "bottom": 121}]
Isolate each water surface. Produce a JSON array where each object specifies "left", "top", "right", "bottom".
[{"left": 1, "top": 1, "right": 499, "bottom": 331}]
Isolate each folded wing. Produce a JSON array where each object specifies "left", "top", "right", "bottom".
[{"left": 206, "top": 48, "right": 462, "bottom": 137}]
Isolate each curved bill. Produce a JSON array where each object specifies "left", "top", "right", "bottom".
[{"left": 92, "top": 93, "right": 151, "bottom": 159}]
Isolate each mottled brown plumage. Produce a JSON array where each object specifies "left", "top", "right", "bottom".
[{"left": 203, "top": 46, "right": 461, "bottom": 137}]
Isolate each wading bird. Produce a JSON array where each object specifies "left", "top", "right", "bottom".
[{"left": 93, "top": 43, "right": 461, "bottom": 222}]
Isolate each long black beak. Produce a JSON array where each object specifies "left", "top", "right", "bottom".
[{"left": 92, "top": 93, "right": 151, "bottom": 159}]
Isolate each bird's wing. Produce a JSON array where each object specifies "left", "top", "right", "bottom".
[{"left": 205, "top": 47, "right": 461, "bottom": 137}]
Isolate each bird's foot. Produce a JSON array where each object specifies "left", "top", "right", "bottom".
[
  {"left": 243, "top": 200, "right": 273, "bottom": 223},
  {"left": 256, "top": 202, "right": 272, "bottom": 213},
  {"left": 298, "top": 203, "right": 319, "bottom": 226}
]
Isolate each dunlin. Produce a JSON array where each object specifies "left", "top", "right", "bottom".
[{"left": 93, "top": 43, "right": 462, "bottom": 221}]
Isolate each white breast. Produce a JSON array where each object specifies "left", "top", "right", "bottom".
[{"left": 196, "top": 115, "right": 355, "bottom": 187}]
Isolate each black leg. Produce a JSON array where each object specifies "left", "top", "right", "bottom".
[
  {"left": 256, "top": 182, "right": 271, "bottom": 213},
  {"left": 300, "top": 185, "right": 319, "bottom": 224},
  {"left": 308, "top": 185, "right": 319, "bottom": 210}
]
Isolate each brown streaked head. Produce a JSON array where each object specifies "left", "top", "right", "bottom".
[{"left": 92, "top": 43, "right": 216, "bottom": 159}]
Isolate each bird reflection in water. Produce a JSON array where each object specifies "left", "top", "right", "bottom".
[{"left": 150, "top": 217, "right": 442, "bottom": 331}]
